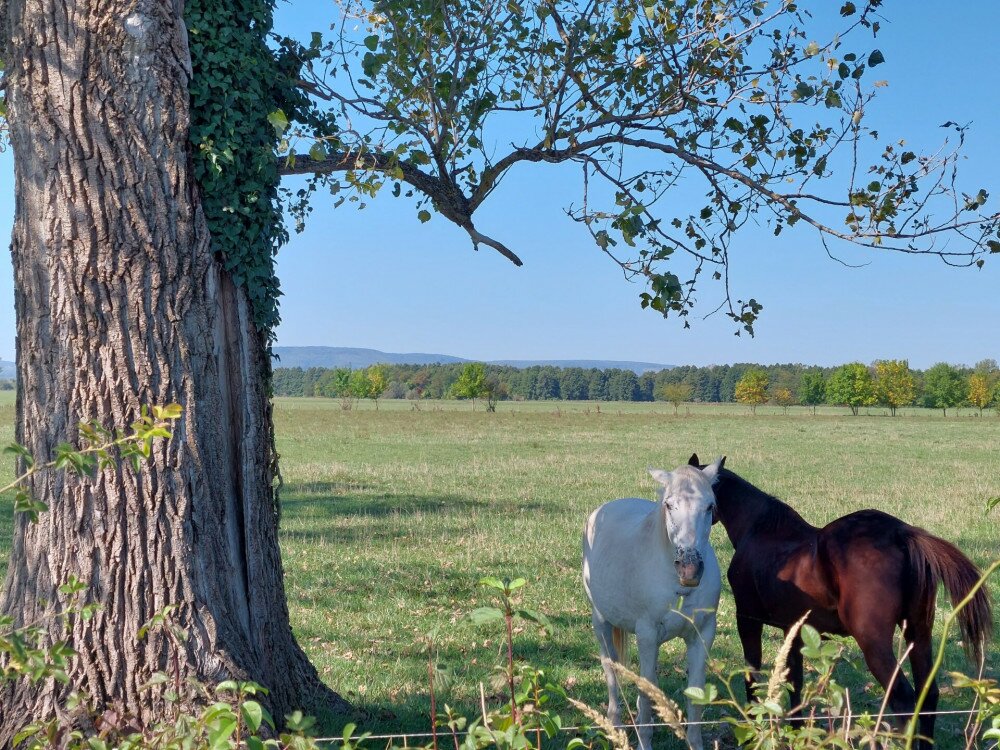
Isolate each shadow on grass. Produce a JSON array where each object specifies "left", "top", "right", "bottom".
[{"left": 280, "top": 483, "right": 530, "bottom": 518}]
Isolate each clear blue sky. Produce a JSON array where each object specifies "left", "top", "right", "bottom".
[{"left": 0, "top": 2, "right": 996, "bottom": 370}]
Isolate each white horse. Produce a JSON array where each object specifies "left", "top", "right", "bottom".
[{"left": 582, "top": 458, "right": 724, "bottom": 750}]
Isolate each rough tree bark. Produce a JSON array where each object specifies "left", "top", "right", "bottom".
[{"left": 0, "top": 0, "right": 347, "bottom": 740}]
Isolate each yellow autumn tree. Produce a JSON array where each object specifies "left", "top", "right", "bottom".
[
  {"left": 968, "top": 372, "right": 992, "bottom": 415},
  {"left": 365, "top": 364, "right": 389, "bottom": 409},
  {"left": 771, "top": 386, "right": 796, "bottom": 414},
  {"left": 735, "top": 369, "right": 769, "bottom": 415},
  {"left": 874, "top": 359, "right": 916, "bottom": 417}
]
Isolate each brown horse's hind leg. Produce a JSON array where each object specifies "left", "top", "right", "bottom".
[
  {"left": 903, "top": 621, "right": 938, "bottom": 750},
  {"left": 736, "top": 614, "right": 763, "bottom": 702},
  {"left": 852, "top": 627, "right": 918, "bottom": 740}
]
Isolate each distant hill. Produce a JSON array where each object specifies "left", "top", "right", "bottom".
[
  {"left": 0, "top": 360, "right": 15, "bottom": 379},
  {"left": 491, "top": 359, "right": 671, "bottom": 373},
  {"left": 271, "top": 346, "right": 467, "bottom": 369},
  {"left": 271, "top": 346, "right": 671, "bottom": 374}
]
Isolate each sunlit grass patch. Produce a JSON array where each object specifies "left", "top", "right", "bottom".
[{"left": 0, "top": 394, "right": 996, "bottom": 748}]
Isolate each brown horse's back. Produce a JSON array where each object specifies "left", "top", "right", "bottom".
[
  {"left": 818, "top": 510, "right": 915, "bottom": 631},
  {"left": 818, "top": 509, "right": 993, "bottom": 663}
]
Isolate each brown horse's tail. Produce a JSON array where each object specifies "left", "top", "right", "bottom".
[
  {"left": 611, "top": 626, "right": 630, "bottom": 666},
  {"left": 907, "top": 530, "right": 994, "bottom": 665}
]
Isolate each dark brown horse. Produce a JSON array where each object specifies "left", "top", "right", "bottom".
[{"left": 688, "top": 455, "right": 993, "bottom": 748}]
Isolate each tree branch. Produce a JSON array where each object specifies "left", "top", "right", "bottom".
[{"left": 279, "top": 151, "right": 523, "bottom": 266}]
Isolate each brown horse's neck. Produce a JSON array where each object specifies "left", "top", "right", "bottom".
[{"left": 714, "top": 470, "right": 814, "bottom": 549}]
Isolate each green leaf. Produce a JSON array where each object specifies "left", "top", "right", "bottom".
[
  {"left": 208, "top": 717, "right": 238, "bottom": 750},
  {"left": 722, "top": 117, "right": 745, "bottom": 134},
  {"left": 4, "top": 442, "right": 34, "bottom": 468},
  {"left": 417, "top": 210, "right": 431, "bottom": 223},
  {"left": 762, "top": 700, "right": 785, "bottom": 715},
  {"left": 408, "top": 150, "right": 432, "bottom": 166},
  {"left": 469, "top": 606, "right": 504, "bottom": 625},
  {"left": 801, "top": 624, "right": 822, "bottom": 650},
  {"left": 266, "top": 110, "right": 289, "bottom": 136},
  {"left": 152, "top": 403, "right": 183, "bottom": 421},
  {"left": 684, "top": 686, "right": 705, "bottom": 701},
  {"left": 515, "top": 608, "right": 552, "bottom": 634},
  {"left": 868, "top": 49, "right": 885, "bottom": 67},
  {"left": 241, "top": 700, "right": 264, "bottom": 733},
  {"left": 364, "top": 35, "right": 379, "bottom": 51},
  {"left": 308, "top": 142, "right": 328, "bottom": 162}
]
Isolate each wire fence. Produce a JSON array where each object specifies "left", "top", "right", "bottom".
[{"left": 310, "top": 708, "right": 985, "bottom": 745}]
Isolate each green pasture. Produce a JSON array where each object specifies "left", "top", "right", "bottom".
[{"left": 1, "top": 393, "right": 998, "bottom": 747}]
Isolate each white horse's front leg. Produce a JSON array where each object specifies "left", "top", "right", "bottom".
[
  {"left": 683, "top": 618, "right": 717, "bottom": 750},
  {"left": 592, "top": 614, "right": 622, "bottom": 726},
  {"left": 635, "top": 624, "right": 660, "bottom": 750}
]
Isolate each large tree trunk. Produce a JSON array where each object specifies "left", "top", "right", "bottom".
[{"left": 0, "top": 0, "right": 347, "bottom": 740}]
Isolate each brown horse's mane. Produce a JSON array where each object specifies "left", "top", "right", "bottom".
[{"left": 715, "top": 468, "right": 816, "bottom": 543}]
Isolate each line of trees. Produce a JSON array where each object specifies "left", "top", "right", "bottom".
[
  {"left": 734, "top": 359, "right": 1000, "bottom": 416},
  {"left": 272, "top": 359, "right": 1000, "bottom": 414}
]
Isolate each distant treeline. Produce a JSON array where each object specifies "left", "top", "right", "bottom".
[{"left": 272, "top": 360, "right": 999, "bottom": 410}]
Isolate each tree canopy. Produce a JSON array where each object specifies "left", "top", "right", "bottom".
[
  {"left": 921, "top": 362, "right": 965, "bottom": 415},
  {"left": 826, "top": 362, "right": 876, "bottom": 415},
  {"left": 734, "top": 368, "right": 768, "bottom": 413},
  {"left": 271, "top": 0, "right": 1000, "bottom": 334},
  {"left": 873, "top": 359, "right": 915, "bottom": 416}
]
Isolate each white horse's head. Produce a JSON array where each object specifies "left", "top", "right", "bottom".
[{"left": 648, "top": 457, "right": 725, "bottom": 587}]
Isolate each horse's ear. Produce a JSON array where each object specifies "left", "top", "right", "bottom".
[
  {"left": 648, "top": 468, "right": 672, "bottom": 486},
  {"left": 688, "top": 453, "right": 700, "bottom": 467},
  {"left": 701, "top": 456, "right": 726, "bottom": 485}
]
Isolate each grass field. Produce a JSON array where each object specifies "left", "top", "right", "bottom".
[{"left": 1, "top": 394, "right": 998, "bottom": 747}]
